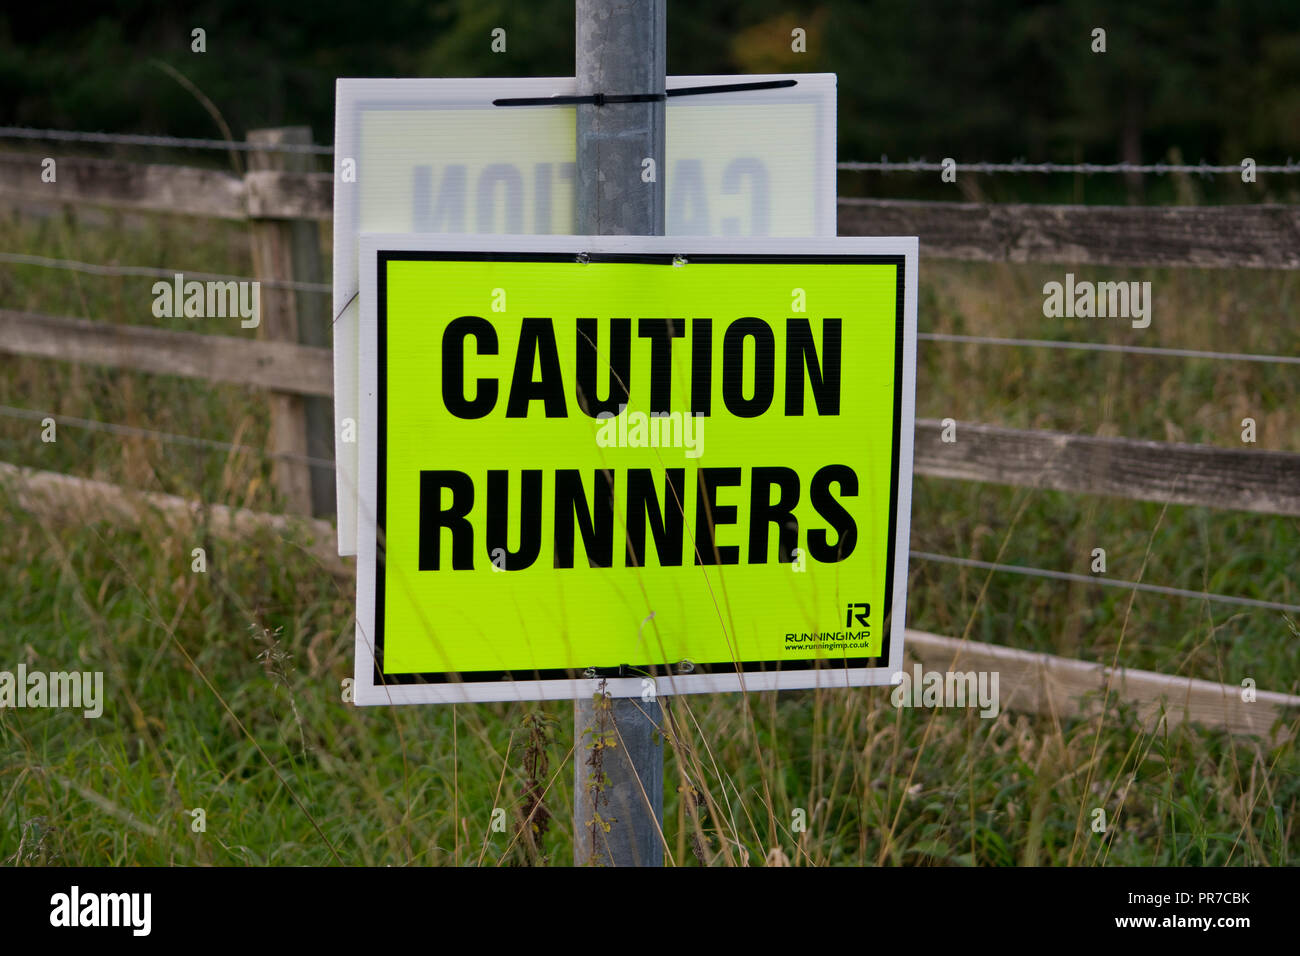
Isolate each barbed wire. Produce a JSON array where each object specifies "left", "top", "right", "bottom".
[
  {"left": 0, "top": 126, "right": 332, "bottom": 155},
  {"left": 919, "top": 333, "right": 1300, "bottom": 365},
  {"left": 4, "top": 127, "right": 1298, "bottom": 175},
  {"left": 841, "top": 159, "right": 1300, "bottom": 175},
  {"left": 0, "top": 251, "right": 331, "bottom": 293},
  {"left": 0, "top": 404, "right": 334, "bottom": 468},
  {"left": 911, "top": 551, "right": 1300, "bottom": 614}
]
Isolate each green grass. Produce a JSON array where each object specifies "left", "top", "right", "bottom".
[{"left": 1, "top": 201, "right": 1297, "bottom": 866}]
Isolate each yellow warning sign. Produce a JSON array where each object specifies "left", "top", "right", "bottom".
[{"left": 355, "top": 236, "right": 917, "bottom": 704}]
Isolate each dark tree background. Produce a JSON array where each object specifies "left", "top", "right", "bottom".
[{"left": 1, "top": 1, "right": 1297, "bottom": 201}]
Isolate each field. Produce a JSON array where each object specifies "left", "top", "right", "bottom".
[{"left": 1, "top": 203, "right": 1297, "bottom": 865}]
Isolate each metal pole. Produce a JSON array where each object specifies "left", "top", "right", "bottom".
[{"left": 573, "top": 0, "right": 666, "bottom": 867}]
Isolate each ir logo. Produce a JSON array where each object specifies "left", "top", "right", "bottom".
[{"left": 845, "top": 602, "right": 870, "bottom": 628}]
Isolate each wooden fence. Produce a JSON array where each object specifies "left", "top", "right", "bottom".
[{"left": 2, "top": 131, "right": 1298, "bottom": 739}]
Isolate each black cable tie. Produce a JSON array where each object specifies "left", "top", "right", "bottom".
[
  {"left": 494, "top": 92, "right": 661, "bottom": 107},
  {"left": 666, "top": 78, "right": 797, "bottom": 98},
  {"left": 493, "top": 78, "right": 796, "bottom": 108}
]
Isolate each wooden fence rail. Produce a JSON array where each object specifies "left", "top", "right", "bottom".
[
  {"left": 913, "top": 419, "right": 1300, "bottom": 517},
  {"left": 0, "top": 309, "right": 333, "bottom": 397},
  {"left": 0, "top": 151, "right": 248, "bottom": 219},
  {"left": 839, "top": 198, "right": 1300, "bottom": 270},
  {"left": 4, "top": 149, "right": 1298, "bottom": 267}
]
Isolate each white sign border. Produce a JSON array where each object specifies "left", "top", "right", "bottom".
[{"left": 354, "top": 232, "right": 916, "bottom": 706}]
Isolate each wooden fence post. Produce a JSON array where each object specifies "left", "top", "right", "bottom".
[{"left": 246, "top": 126, "right": 335, "bottom": 516}]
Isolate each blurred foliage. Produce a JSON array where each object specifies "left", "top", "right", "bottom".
[{"left": 1, "top": 0, "right": 1297, "bottom": 172}]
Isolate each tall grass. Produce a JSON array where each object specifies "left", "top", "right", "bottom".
[{"left": 1, "top": 200, "right": 1296, "bottom": 866}]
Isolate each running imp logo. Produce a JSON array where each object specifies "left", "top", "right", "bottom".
[
  {"left": 783, "top": 603, "right": 871, "bottom": 646},
  {"left": 845, "top": 602, "right": 870, "bottom": 629}
]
